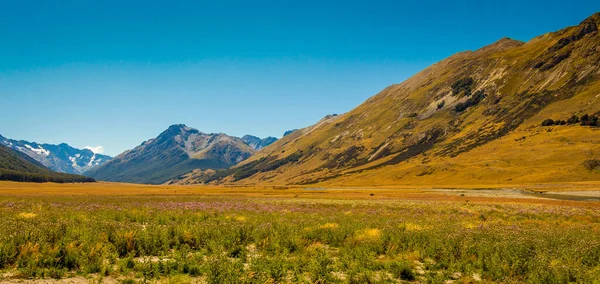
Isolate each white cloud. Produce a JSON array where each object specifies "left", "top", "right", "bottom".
[{"left": 84, "top": 146, "right": 105, "bottom": 154}]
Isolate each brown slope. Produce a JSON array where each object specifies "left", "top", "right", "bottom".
[{"left": 182, "top": 13, "right": 600, "bottom": 186}]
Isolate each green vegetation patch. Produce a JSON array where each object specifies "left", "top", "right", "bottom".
[
  {"left": 1, "top": 195, "right": 600, "bottom": 282},
  {"left": 204, "top": 151, "right": 304, "bottom": 182},
  {"left": 451, "top": 77, "right": 474, "bottom": 96},
  {"left": 0, "top": 145, "right": 95, "bottom": 183}
]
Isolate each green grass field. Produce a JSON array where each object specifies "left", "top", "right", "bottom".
[{"left": 1, "top": 182, "right": 600, "bottom": 283}]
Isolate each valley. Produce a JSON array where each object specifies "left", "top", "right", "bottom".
[
  {"left": 1, "top": 181, "right": 600, "bottom": 283},
  {"left": 1, "top": 6, "right": 600, "bottom": 284}
]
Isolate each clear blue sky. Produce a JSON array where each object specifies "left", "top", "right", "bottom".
[{"left": 1, "top": 0, "right": 598, "bottom": 156}]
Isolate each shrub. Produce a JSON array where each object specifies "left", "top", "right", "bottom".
[
  {"left": 567, "top": 115, "right": 580, "bottom": 124},
  {"left": 437, "top": 101, "right": 445, "bottom": 110},
  {"left": 541, "top": 119, "right": 555, "bottom": 126},
  {"left": 581, "top": 114, "right": 599, "bottom": 126},
  {"left": 583, "top": 159, "right": 600, "bottom": 171},
  {"left": 455, "top": 90, "right": 485, "bottom": 112},
  {"left": 451, "top": 77, "right": 474, "bottom": 96},
  {"left": 390, "top": 261, "right": 415, "bottom": 280}
]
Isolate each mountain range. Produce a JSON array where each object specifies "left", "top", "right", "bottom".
[
  {"left": 3, "top": 13, "right": 599, "bottom": 186},
  {"left": 172, "top": 13, "right": 600, "bottom": 186},
  {"left": 0, "top": 144, "right": 95, "bottom": 183},
  {"left": 0, "top": 134, "right": 112, "bottom": 175},
  {"left": 85, "top": 124, "right": 275, "bottom": 184}
]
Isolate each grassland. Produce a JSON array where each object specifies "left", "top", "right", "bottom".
[
  {"left": 187, "top": 14, "right": 600, "bottom": 187},
  {"left": 1, "top": 182, "right": 600, "bottom": 283}
]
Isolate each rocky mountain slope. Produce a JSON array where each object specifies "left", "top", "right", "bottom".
[
  {"left": 0, "top": 144, "right": 95, "bottom": 183},
  {"left": 241, "top": 135, "right": 278, "bottom": 150},
  {"left": 86, "top": 124, "right": 256, "bottom": 184},
  {"left": 0, "top": 135, "right": 112, "bottom": 174},
  {"left": 183, "top": 13, "right": 600, "bottom": 186}
]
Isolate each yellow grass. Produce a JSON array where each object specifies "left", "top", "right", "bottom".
[
  {"left": 355, "top": 228, "right": 382, "bottom": 241},
  {"left": 1, "top": 181, "right": 600, "bottom": 212},
  {"left": 16, "top": 212, "right": 38, "bottom": 219}
]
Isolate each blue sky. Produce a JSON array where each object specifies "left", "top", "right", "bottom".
[{"left": 1, "top": 0, "right": 599, "bottom": 156}]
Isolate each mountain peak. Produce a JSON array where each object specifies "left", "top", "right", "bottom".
[
  {"left": 241, "top": 135, "right": 278, "bottom": 150},
  {"left": 578, "top": 12, "right": 599, "bottom": 34},
  {"left": 87, "top": 126, "right": 256, "bottom": 184},
  {"left": 475, "top": 37, "right": 524, "bottom": 54},
  {"left": 583, "top": 12, "right": 600, "bottom": 24},
  {"left": 167, "top": 124, "right": 188, "bottom": 131},
  {"left": 160, "top": 124, "right": 201, "bottom": 138}
]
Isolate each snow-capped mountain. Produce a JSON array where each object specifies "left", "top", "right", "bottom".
[
  {"left": 0, "top": 134, "right": 112, "bottom": 175},
  {"left": 86, "top": 124, "right": 255, "bottom": 184}
]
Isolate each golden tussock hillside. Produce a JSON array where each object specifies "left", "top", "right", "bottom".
[{"left": 175, "top": 13, "right": 600, "bottom": 187}]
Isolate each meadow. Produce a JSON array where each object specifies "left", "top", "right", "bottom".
[{"left": 1, "top": 182, "right": 600, "bottom": 283}]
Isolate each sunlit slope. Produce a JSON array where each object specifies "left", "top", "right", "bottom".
[{"left": 180, "top": 13, "right": 600, "bottom": 186}]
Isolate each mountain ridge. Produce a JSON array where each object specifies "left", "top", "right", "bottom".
[
  {"left": 85, "top": 124, "right": 256, "bottom": 184},
  {"left": 0, "top": 134, "right": 112, "bottom": 175},
  {"left": 0, "top": 144, "right": 96, "bottom": 183},
  {"left": 241, "top": 135, "right": 278, "bottom": 150},
  {"left": 176, "top": 12, "right": 600, "bottom": 186}
]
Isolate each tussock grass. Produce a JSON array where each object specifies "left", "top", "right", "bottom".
[{"left": 0, "top": 187, "right": 600, "bottom": 282}]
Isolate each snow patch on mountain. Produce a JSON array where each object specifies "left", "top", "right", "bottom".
[
  {"left": 0, "top": 135, "right": 112, "bottom": 174},
  {"left": 84, "top": 146, "right": 105, "bottom": 154},
  {"left": 25, "top": 144, "right": 50, "bottom": 156}
]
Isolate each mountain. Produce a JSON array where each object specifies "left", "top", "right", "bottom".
[
  {"left": 186, "top": 13, "right": 600, "bottom": 186},
  {"left": 0, "top": 135, "right": 112, "bottom": 174},
  {"left": 85, "top": 124, "right": 256, "bottom": 184},
  {"left": 0, "top": 144, "right": 95, "bottom": 183},
  {"left": 241, "top": 135, "right": 278, "bottom": 150},
  {"left": 283, "top": 129, "right": 298, "bottom": 137}
]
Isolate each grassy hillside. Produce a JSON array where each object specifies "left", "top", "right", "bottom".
[
  {"left": 0, "top": 145, "right": 95, "bottom": 183},
  {"left": 181, "top": 13, "right": 600, "bottom": 186}
]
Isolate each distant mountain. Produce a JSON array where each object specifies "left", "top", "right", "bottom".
[
  {"left": 241, "top": 135, "right": 278, "bottom": 150},
  {"left": 85, "top": 124, "right": 256, "bottom": 184},
  {"left": 0, "top": 134, "right": 112, "bottom": 174},
  {"left": 185, "top": 13, "right": 600, "bottom": 186},
  {"left": 0, "top": 144, "right": 95, "bottom": 183},
  {"left": 283, "top": 129, "right": 298, "bottom": 137}
]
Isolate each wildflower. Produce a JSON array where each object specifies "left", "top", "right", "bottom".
[
  {"left": 17, "top": 212, "right": 37, "bottom": 219},
  {"left": 355, "top": 228, "right": 382, "bottom": 241},
  {"left": 319, "top": 223, "right": 339, "bottom": 230}
]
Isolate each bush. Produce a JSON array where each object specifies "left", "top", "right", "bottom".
[
  {"left": 542, "top": 114, "right": 599, "bottom": 127},
  {"left": 541, "top": 119, "right": 555, "bottom": 126},
  {"left": 455, "top": 90, "right": 485, "bottom": 112},
  {"left": 567, "top": 115, "right": 580, "bottom": 124},
  {"left": 583, "top": 159, "right": 600, "bottom": 171},
  {"left": 390, "top": 261, "right": 415, "bottom": 280},
  {"left": 437, "top": 101, "right": 445, "bottom": 110},
  {"left": 581, "top": 114, "right": 599, "bottom": 126},
  {"left": 451, "top": 77, "right": 474, "bottom": 96}
]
